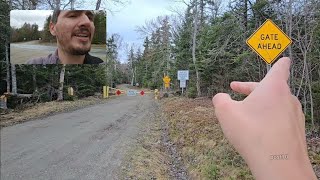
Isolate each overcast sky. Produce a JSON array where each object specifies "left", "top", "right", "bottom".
[
  {"left": 11, "top": 10, "right": 53, "bottom": 31},
  {"left": 108, "top": 0, "right": 187, "bottom": 62}
]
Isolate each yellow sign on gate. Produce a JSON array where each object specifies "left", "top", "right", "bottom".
[
  {"left": 246, "top": 19, "right": 292, "bottom": 64},
  {"left": 163, "top": 76, "right": 171, "bottom": 84}
]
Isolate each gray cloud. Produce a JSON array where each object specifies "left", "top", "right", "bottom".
[
  {"left": 108, "top": 0, "right": 186, "bottom": 62},
  {"left": 10, "top": 10, "right": 53, "bottom": 31}
]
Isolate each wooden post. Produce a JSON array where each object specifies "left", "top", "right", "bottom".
[
  {"left": 155, "top": 89, "right": 159, "bottom": 100},
  {"left": 103, "top": 86, "right": 107, "bottom": 98},
  {"left": 0, "top": 95, "right": 7, "bottom": 109},
  {"left": 106, "top": 86, "right": 109, "bottom": 98}
]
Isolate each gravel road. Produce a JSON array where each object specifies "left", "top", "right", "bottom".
[{"left": 1, "top": 93, "right": 155, "bottom": 180}]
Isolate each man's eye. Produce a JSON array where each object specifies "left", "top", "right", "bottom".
[{"left": 87, "top": 15, "right": 94, "bottom": 21}]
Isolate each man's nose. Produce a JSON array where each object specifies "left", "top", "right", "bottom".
[{"left": 78, "top": 13, "right": 92, "bottom": 27}]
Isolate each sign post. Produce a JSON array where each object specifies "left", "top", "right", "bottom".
[
  {"left": 246, "top": 19, "right": 292, "bottom": 66},
  {"left": 178, "top": 70, "right": 189, "bottom": 95},
  {"left": 163, "top": 76, "right": 171, "bottom": 89}
]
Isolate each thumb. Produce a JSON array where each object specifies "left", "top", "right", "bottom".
[
  {"left": 212, "top": 93, "right": 238, "bottom": 129},
  {"left": 212, "top": 93, "right": 235, "bottom": 112}
]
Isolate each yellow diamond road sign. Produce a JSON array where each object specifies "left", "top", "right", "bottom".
[
  {"left": 246, "top": 19, "right": 292, "bottom": 64},
  {"left": 163, "top": 76, "right": 171, "bottom": 84}
]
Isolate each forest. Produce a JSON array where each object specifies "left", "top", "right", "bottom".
[
  {"left": 0, "top": 0, "right": 319, "bottom": 132},
  {"left": 10, "top": 10, "right": 106, "bottom": 44},
  {"left": 0, "top": 0, "right": 112, "bottom": 109},
  {"left": 107, "top": 0, "right": 320, "bottom": 131}
]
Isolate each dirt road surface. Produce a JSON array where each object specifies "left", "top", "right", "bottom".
[
  {"left": 10, "top": 40, "right": 106, "bottom": 64},
  {"left": 1, "top": 93, "right": 155, "bottom": 180}
]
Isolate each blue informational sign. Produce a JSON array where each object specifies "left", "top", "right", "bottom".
[
  {"left": 178, "top": 70, "right": 189, "bottom": 81},
  {"left": 127, "top": 90, "right": 137, "bottom": 96}
]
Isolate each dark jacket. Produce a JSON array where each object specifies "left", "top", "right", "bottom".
[{"left": 27, "top": 49, "right": 104, "bottom": 64}]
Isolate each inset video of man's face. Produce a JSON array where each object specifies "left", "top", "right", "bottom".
[
  {"left": 10, "top": 10, "right": 106, "bottom": 64},
  {"left": 51, "top": 10, "right": 95, "bottom": 56}
]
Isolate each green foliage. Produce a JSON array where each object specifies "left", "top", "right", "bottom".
[
  {"left": 2, "top": 64, "right": 107, "bottom": 107},
  {"left": 0, "top": 0, "right": 10, "bottom": 93},
  {"left": 42, "top": 15, "right": 55, "bottom": 43},
  {"left": 205, "top": 163, "right": 219, "bottom": 179},
  {"left": 187, "top": 86, "right": 197, "bottom": 99},
  {"left": 92, "top": 11, "right": 106, "bottom": 44},
  {"left": 11, "top": 23, "right": 41, "bottom": 42}
]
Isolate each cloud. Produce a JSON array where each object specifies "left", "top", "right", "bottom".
[
  {"left": 10, "top": 10, "right": 53, "bottom": 31},
  {"left": 108, "top": 0, "right": 186, "bottom": 62}
]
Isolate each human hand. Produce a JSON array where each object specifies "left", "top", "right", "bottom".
[{"left": 212, "top": 57, "right": 316, "bottom": 180}]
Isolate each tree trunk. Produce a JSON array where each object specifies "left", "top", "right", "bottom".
[
  {"left": 5, "top": 43, "right": 10, "bottom": 93},
  {"left": 55, "top": 0, "right": 60, "bottom": 9},
  {"left": 57, "top": 64, "right": 66, "bottom": 101},
  {"left": 33, "top": 65, "right": 38, "bottom": 92},
  {"left": 303, "top": 87, "right": 307, "bottom": 115},
  {"left": 306, "top": 62, "right": 314, "bottom": 128},
  {"left": 244, "top": 0, "right": 248, "bottom": 31},
  {"left": 134, "top": 66, "right": 137, "bottom": 84},
  {"left": 296, "top": 56, "right": 306, "bottom": 97},
  {"left": 192, "top": 0, "right": 201, "bottom": 97},
  {"left": 71, "top": 0, "right": 74, "bottom": 10},
  {"left": 105, "top": 60, "right": 109, "bottom": 86},
  {"left": 131, "top": 67, "right": 134, "bottom": 86},
  {"left": 287, "top": 0, "right": 294, "bottom": 90},
  {"left": 96, "top": 0, "right": 102, "bottom": 10},
  {"left": 11, "top": 64, "right": 17, "bottom": 95},
  {"left": 29, "top": 0, "right": 37, "bottom": 9}
]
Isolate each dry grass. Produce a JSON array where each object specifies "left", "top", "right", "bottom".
[
  {"left": 119, "top": 108, "right": 171, "bottom": 179},
  {"left": 0, "top": 96, "right": 108, "bottom": 127},
  {"left": 161, "top": 97, "right": 253, "bottom": 180}
]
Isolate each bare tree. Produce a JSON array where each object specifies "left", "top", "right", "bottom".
[
  {"left": 191, "top": 0, "right": 201, "bottom": 97},
  {"left": 57, "top": 64, "right": 65, "bottom": 101},
  {"left": 11, "top": 64, "right": 17, "bottom": 95},
  {"left": 96, "top": 0, "right": 130, "bottom": 11},
  {"left": 5, "top": 43, "right": 10, "bottom": 93}
]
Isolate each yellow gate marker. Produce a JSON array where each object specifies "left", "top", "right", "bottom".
[
  {"left": 68, "top": 87, "right": 74, "bottom": 96},
  {"left": 163, "top": 76, "right": 171, "bottom": 88},
  {"left": 103, "top": 86, "right": 108, "bottom": 98},
  {"left": 246, "top": 19, "right": 292, "bottom": 64},
  {"left": 154, "top": 89, "right": 159, "bottom": 100}
]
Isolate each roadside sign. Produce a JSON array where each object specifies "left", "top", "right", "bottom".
[
  {"left": 163, "top": 76, "right": 171, "bottom": 84},
  {"left": 116, "top": 90, "right": 121, "bottom": 96},
  {"left": 127, "top": 90, "right": 137, "bottom": 96},
  {"left": 164, "top": 83, "right": 170, "bottom": 88},
  {"left": 178, "top": 70, "right": 189, "bottom": 80},
  {"left": 140, "top": 91, "right": 145, "bottom": 96},
  {"left": 246, "top": 19, "right": 292, "bottom": 64},
  {"left": 180, "top": 80, "right": 186, "bottom": 88}
]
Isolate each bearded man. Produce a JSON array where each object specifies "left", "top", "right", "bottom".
[{"left": 27, "top": 10, "right": 104, "bottom": 64}]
